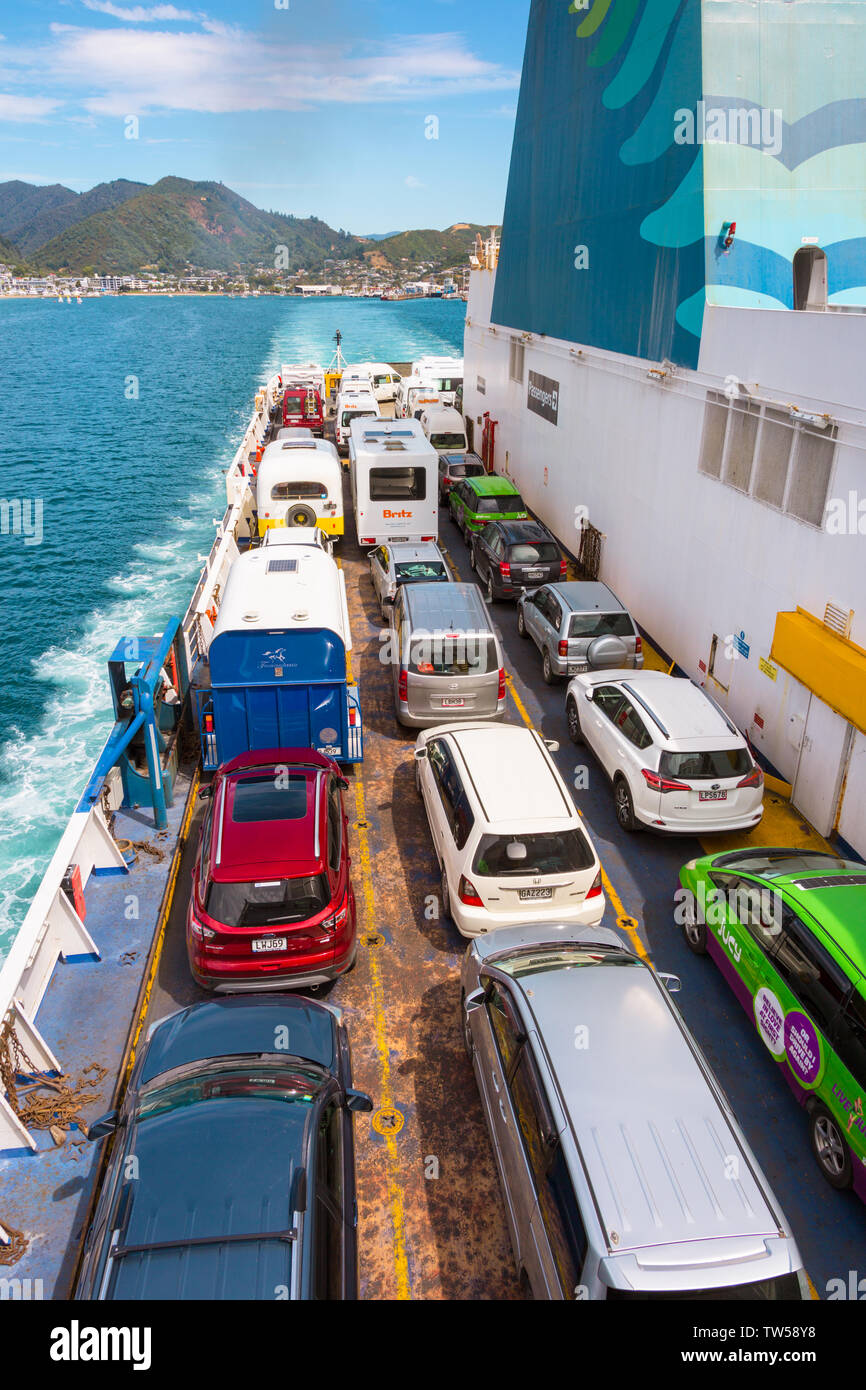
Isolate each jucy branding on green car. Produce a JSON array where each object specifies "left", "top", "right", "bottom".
[
  {"left": 448, "top": 474, "right": 528, "bottom": 533},
  {"left": 677, "top": 846, "right": 866, "bottom": 1199}
]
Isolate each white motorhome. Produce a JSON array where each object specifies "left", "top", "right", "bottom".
[
  {"left": 348, "top": 417, "right": 439, "bottom": 545},
  {"left": 395, "top": 375, "right": 443, "bottom": 420},
  {"left": 334, "top": 385, "right": 381, "bottom": 451},
  {"left": 412, "top": 356, "right": 464, "bottom": 407},
  {"left": 353, "top": 361, "right": 403, "bottom": 403},
  {"left": 419, "top": 405, "right": 468, "bottom": 454},
  {"left": 255, "top": 436, "right": 344, "bottom": 539},
  {"left": 280, "top": 361, "right": 326, "bottom": 397}
]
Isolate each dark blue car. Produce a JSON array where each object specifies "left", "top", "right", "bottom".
[{"left": 74, "top": 995, "right": 373, "bottom": 1300}]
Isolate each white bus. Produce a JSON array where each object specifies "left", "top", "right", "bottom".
[{"left": 347, "top": 418, "right": 439, "bottom": 545}]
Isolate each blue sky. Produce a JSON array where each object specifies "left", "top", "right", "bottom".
[{"left": 0, "top": 0, "right": 530, "bottom": 231}]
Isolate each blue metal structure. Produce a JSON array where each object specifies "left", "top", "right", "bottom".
[{"left": 77, "top": 621, "right": 185, "bottom": 829}]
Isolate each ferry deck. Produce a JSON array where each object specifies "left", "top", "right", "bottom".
[{"left": 1, "top": 386, "right": 860, "bottom": 1302}]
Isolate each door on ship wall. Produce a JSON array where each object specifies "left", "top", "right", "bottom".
[
  {"left": 791, "top": 695, "right": 853, "bottom": 838},
  {"left": 838, "top": 730, "right": 866, "bottom": 859}
]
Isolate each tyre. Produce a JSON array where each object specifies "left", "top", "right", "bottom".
[
  {"left": 486, "top": 574, "right": 497, "bottom": 605},
  {"left": 542, "top": 648, "right": 556, "bottom": 685},
  {"left": 681, "top": 892, "right": 707, "bottom": 954},
  {"left": 810, "top": 1104, "right": 852, "bottom": 1190},
  {"left": 441, "top": 868, "right": 453, "bottom": 924},
  {"left": 469, "top": 543, "right": 477, "bottom": 572},
  {"left": 460, "top": 991, "right": 473, "bottom": 1058},
  {"left": 565, "top": 696, "right": 583, "bottom": 744},
  {"left": 614, "top": 776, "right": 637, "bottom": 832},
  {"left": 517, "top": 606, "right": 528, "bottom": 639}
]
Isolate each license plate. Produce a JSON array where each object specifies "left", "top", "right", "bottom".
[
  {"left": 699, "top": 790, "right": 727, "bottom": 802},
  {"left": 525, "top": 569, "right": 544, "bottom": 580},
  {"left": 568, "top": 663, "right": 588, "bottom": 675},
  {"left": 252, "top": 936, "right": 287, "bottom": 953},
  {"left": 441, "top": 697, "right": 465, "bottom": 707},
  {"left": 519, "top": 887, "right": 552, "bottom": 900}
]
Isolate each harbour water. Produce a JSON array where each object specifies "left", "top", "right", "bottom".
[{"left": 0, "top": 295, "right": 464, "bottom": 958}]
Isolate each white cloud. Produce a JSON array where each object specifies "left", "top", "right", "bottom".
[
  {"left": 29, "top": 23, "right": 519, "bottom": 117},
  {"left": 0, "top": 94, "right": 62, "bottom": 122},
  {"left": 81, "top": 2, "right": 199, "bottom": 20}
]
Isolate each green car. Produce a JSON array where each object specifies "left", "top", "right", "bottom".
[
  {"left": 678, "top": 846, "right": 866, "bottom": 1199},
  {"left": 448, "top": 474, "right": 528, "bottom": 537}
]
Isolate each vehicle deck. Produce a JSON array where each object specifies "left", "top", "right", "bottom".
[{"left": 3, "top": 397, "right": 863, "bottom": 1300}]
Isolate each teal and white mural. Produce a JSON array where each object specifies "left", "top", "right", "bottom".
[{"left": 492, "top": 0, "right": 866, "bottom": 369}]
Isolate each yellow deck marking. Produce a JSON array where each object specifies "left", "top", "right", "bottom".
[
  {"left": 352, "top": 770, "right": 411, "bottom": 1299},
  {"left": 123, "top": 767, "right": 200, "bottom": 1085}
]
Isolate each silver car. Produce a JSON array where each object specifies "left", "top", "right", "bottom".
[
  {"left": 461, "top": 922, "right": 808, "bottom": 1301},
  {"left": 368, "top": 540, "right": 451, "bottom": 616},
  {"left": 516, "top": 580, "right": 644, "bottom": 685}
]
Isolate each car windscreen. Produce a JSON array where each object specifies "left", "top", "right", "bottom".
[
  {"left": 271, "top": 481, "right": 327, "bottom": 500},
  {"left": 475, "top": 493, "right": 525, "bottom": 515},
  {"left": 341, "top": 408, "right": 376, "bottom": 426},
  {"left": 369, "top": 467, "right": 427, "bottom": 501},
  {"left": 472, "top": 830, "right": 594, "bottom": 877},
  {"left": 206, "top": 874, "right": 329, "bottom": 928},
  {"left": 395, "top": 561, "right": 448, "bottom": 582},
  {"left": 607, "top": 1272, "right": 804, "bottom": 1301},
  {"left": 658, "top": 748, "right": 752, "bottom": 780},
  {"left": 508, "top": 542, "right": 559, "bottom": 564},
  {"left": 408, "top": 632, "right": 498, "bottom": 676},
  {"left": 498, "top": 947, "right": 641, "bottom": 978},
  {"left": 139, "top": 1061, "right": 326, "bottom": 1117},
  {"left": 567, "top": 611, "right": 635, "bottom": 638},
  {"left": 430, "top": 432, "right": 467, "bottom": 450},
  {"left": 447, "top": 461, "right": 484, "bottom": 479},
  {"left": 434, "top": 377, "right": 463, "bottom": 392}
]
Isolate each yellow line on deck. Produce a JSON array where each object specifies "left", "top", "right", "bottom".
[
  {"left": 123, "top": 768, "right": 200, "bottom": 1086},
  {"left": 352, "top": 770, "right": 411, "bottom": 1300}
]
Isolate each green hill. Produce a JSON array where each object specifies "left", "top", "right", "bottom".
[
  {"left": 372, "top": 223, "right": 498, "bottom": 271},
  {"left": 0, "top": 233, "right": 27, "bottom": 269},
  {"left": 0, "top": 181, "right": 77, "bottom": 243},
  {"left": 33, "top": 177, "right": 364, "bottom": 275},
  {"left": 12, "top": 180, "right": 147, "bottom": 257}
]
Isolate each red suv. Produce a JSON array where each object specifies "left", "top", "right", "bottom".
[{"left": 187, "top": 748, "right": 356, "bottom": 991}]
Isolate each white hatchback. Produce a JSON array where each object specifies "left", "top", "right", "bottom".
[
  {"left": 564, "top": 669, "right": 764, "bottom": 834},
  {"left": 413, "top": 721, "right": 605, "bottom": 938}
]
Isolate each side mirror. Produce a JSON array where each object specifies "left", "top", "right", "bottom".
[
  {"left": 543, "top": 738, "right": 560, "bottom": 753},
  {"left": 584, "top": 687, "right": 594, "bottom": 701},
  {"left": 345, "top": 1088, "right": 374, "bottom": 1113},
  {"left": 198, "top": 785, "right": 213, "bottom": 799},
  {"left": 413, "top": 746, "right": 428, "bottom": 761},
  {"left": 367, "top": 549, "right": 378, "bottom": 559},
  {"left": 658, "top": 972, "right": 682, "bottom": 994},
  {"left": 336, "top": 775, "right": 349, "bottom": 791},
  {"left": 86, "top": 1109, "right": 119, "bottom": 1141},
  {"left": 463, "top": 986, "right": 485, "bottom": 1016}
]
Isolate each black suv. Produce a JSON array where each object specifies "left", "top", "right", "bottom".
[{"left": 470, "top": 519, "right": 565, "bottom": 601}]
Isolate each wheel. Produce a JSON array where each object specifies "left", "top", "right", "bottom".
[
  {"left": 460, "top": 991, "right": 473, "bottom": 1057},
  {"left": 681, "top": 893, "right": 707, "bottom": 954},
  {"left": 565, "top": 697, "right": 583, "bottom": 744},
  {"left": 614, "top": 776, "right": 637, "bottom": 832},
  {"left": 441, "top": 868, "right": 452, "bottom": 923},
  {"left": 517, "top": 606, "right": 528, "bottom": 639},
  {"left": 414, "top": 758, "right": 423, "bottom": 797},
  {"left": 486, "top": 573, "right": 497, "bottom": 604},
  {"left": 542, "top": 648, "right": 556, "bottom": 685},
  {"left": 469, "top": 543, "right": 477, "bottom": 572},
  {"left": 810, "top": 1104, "right": 852, "bottom": 1189}
]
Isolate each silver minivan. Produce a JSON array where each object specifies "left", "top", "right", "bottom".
[
  {"left": 461, "top": 922, "right": 808, "bottom": 1301},
  {"left": 391, "top": 582, "right": 505, "bottom": 728}
]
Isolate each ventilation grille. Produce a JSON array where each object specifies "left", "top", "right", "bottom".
[{"left": 824, "top": 601, "right": 853, "bottom": 638}]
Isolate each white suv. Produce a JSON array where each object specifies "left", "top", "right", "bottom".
[
  {"left": 564, "top": 669, "right": 764, "bottom": 834},
  {"left": 413, "top": 721, "right": 604, "bottom": 938}
]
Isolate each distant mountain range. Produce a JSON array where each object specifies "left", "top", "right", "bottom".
[{"left": 0, "top": 178, "right": 496, "bottom": 278}]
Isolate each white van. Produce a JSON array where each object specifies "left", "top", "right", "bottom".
[
  {"left": 340, "top": 365, "right": 375, "bottom": 393},
  {"left": 395, "top": 376, "right": 443, "bottom": 420},
  {"left": 348, "top": 417, "right": 438, "bottom": 545},
  {"left": 419, "top": 405, "right": 468, "bottom": 454},
  {"left": 335, "top": 386, "right": 380, "bottom": 451},
  {"left": 255, "top": 436, "right": 344, "bottom": 540},
  {"left": 354, "top": 362, "right": 403, "bottom": 403},
  {"left": 413, "top": 356, "right": 464, "bottom": 407}
]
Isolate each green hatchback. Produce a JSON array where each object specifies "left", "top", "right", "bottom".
[
  {"left": 448, "top": 474, "right": 528, "bottom": 538},
  {"left": 678, "top": 846, "right": 866, "bottom": 1199}
]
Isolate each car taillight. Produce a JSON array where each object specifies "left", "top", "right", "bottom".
[
  {"left": 189, "top": 915, "right": 215, "bottom": 940},
  {"left": 737, "top": 766, "right": 764, "bottom": 789},
  {"left": 322, "top": 893, "right": 349, "bottom": 933},
  {"left": 559, "top": 559, "right": 567, "bottom": 579},
  {"left": 421, "top": 535, "right": 435, "bottom": 541},
  {"left": 585, "top": 871, "right": 603, "bottom": 899},
  {"left": 497, "top": 667, "right": 506, "bottom": 700},
  {"left": 361, "top": 537, "right": 376, "bottom": 544},
  {"left": 641, "top": 768, "right": 690, "bottom": 793},
  {"left": 398, "top": 669, "right": 408, "bottom": 701},
  {"left": 558, "top": 639, "right": 569, "bottom": 657},
  {"left": 348, "top": 705, "right": 357, "bottom": 726},
  {"left": 499, "top": 561, "right": 511, "bottom": 579},
  {"left": 458, "top": 876, "right": 484, "bottom": 907}
]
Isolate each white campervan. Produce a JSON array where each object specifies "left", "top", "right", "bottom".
[
  {"left": 419, "top": 405, "right": 468, "bottom": 454},
  {"left": 352, "top": 362, "right": 402, "bottom": 403},
  {"left": 412, "top": 356, "right": 464, "bottom": 407},
  {"left": 395, "top": 375, "right": 443, "bottom": 420},
  {"left": 348, "top": 417, "right": 438, "bottom": 545},
  {"left": 255, "top": 436, "right": 344, "bottom": 540},
  {"left": 334, "top": 385, "right": 380, "bottom": 451}
]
